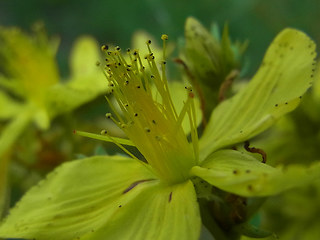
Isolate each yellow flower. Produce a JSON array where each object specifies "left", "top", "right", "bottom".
[{"left": 1, "top": 28, "right": 320, "bottom": 240}]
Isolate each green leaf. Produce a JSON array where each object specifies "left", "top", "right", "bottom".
[
  {"left": 190, "top": 149, "right": 320, "bottom": 197},
  {"left": 0, "top": 156, "right": 157, "bottom": 240},
  {"left": 80, "top": 180, "right": 201, "bottom": 240},
  {"left": 199, "top": 28, "right": 316, "bottom": 160}
]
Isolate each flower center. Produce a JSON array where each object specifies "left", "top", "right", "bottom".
[{"left": 101, "top": 35, "right": 199, "bottom": 183}]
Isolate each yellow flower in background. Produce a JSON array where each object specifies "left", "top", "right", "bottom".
[
  {"left": 0, "top": 24, "right": 108, "bottom": 216},
  {"left": 0, "top": 24, "right": 108, "bottom": 154}
]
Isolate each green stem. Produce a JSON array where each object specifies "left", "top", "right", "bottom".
[{"left": 199, "top": 199, "right": 229, "bottom": 240}]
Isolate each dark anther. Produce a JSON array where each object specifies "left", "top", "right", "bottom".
[
  {"left": 244, "top": 141, "right": 267, "bottom": 163},
  {"left": 116, "top": 46, "right": 121, "bottom": 51},
  {"left": 134, "top": 113, "right": 138, "bottom": 117},
  {"left": 275, "top": 104, "right": 278, "bottom": 107},
  {"left": 148, "top": 40, "right": 152, "bottom": 44},
  {"left": 137, "top": 86, "right": 141, "bottom": 89},
  {"left": 101, "top": 45, "right": 109, "bottom": 51},
  {"left": 101, "top": 129, "right": 108, "bottom": 135}
]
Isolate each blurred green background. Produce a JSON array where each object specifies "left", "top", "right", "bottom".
[{"left": 1, "top": 0, "right": 320, "bottom": 77}]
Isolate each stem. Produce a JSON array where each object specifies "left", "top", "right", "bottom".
[{"left": 199, "top": 199, "right": 229, "bottom": 240}]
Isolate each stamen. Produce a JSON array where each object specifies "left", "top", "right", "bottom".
[
  {"left": 189, "top": 93, "right": 199, "bottom": 163},
  {"left": 176, "top": 90, "right": 193, "bottom": 128},
  {"left": 100, "top": 130, "right": 138, "bottom": 160},
  {"left": 98, "top": 34, "right": 197, "bottom": 182},
  {"left": 161, "top": 34, "right": 168, "bottom": 60},
  {"left": 75, "top": 130, "right": 135, "bottom": 146}
]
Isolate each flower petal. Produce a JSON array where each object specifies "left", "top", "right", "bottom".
[
  {"left": 80, "top": 180, "right": 201, "bottom": 240},
  {"left": 45, "top": 73, "right": 107, "bottom": 119},
  {"left": 45, "top": 37, "right": 108, "bottom": 118},
  {"left": 0, "top": 91, "right": 23, "bottom": 119},
  {"left": 200, "top": 28, "right": 316, "bottom": 160},
  {"left": 191, "top": 149, "right": 320, "bottom": 197},
  {"left": 0, "top": 156, "right": 157, "bottom": 240},
  {"left": 70, "top": 36, "right": 102, "bottom": 78}
]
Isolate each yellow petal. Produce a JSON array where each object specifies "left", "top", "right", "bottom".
[
  {"left": 0, "top": 156, "right": 156, "bottom": 240},
  {"left": 81, "top": 180, "right": 201, "bottom": 240},
  {"left": 200, "top": 28, "right": 316, "bottom": 160},
  {"left": 191, "top": 150, "right": 320, "bottom": 197}
]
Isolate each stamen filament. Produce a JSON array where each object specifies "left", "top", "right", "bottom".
[
  {"left": 189, "top": 94, "right": 199, "bottom": 163},
  {"left": 99, "top": 34, "right": 197, "bottom": 183},
  {"left": 75, "top": 130, "right": 135, "bottom": 147}
]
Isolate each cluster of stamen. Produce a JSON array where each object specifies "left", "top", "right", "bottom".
[{"left": 99, "top": 35, "right": 198, "bottom": 183}]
